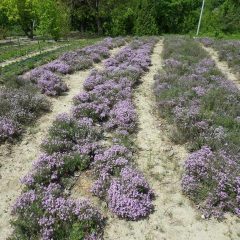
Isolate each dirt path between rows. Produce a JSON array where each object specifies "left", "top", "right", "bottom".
[
  {"left": 104, "top": 40, "right": 240, "bottom": 240},
  {"left": 0, "top": 47, "right": 121, "bottom": 239},
  {"left": 0, "top": 44, "right": 69, "bottom": 68},
  {"left": 202, "top": 45, "right": 240, "bottom": 90}
]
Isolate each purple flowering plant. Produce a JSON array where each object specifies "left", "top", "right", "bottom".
[{"left": 155, "top": 35, "right": 240, "bottom": 218}]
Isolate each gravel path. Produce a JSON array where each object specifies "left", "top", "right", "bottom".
[{"left": 202, "top": 45, "right": 240, "bottom": 90}]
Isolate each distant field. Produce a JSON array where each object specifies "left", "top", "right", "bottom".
[
  {"left": 0, "top": 38, "right": 99, "bottom": 63},
  {"left": 0, "top": 38, "right": 102, "bottom": 87}
]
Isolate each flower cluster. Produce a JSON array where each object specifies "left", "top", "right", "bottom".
[
  {"left": 107, "top": 100, "right": 137, "bottom": 133},
  {"left": 23, "top": 38, "right": 126, "bottom": 96},
  {"left": 0, "top": 87, "right": 50, "bottom": 143},
  {"left": 12, "top": 184, "right": 104, "bottom": 240},
  {"left": 108, "top": 167, "right": 154, "bottom": 220},
  {"left": 182, "top": 147, "right": 240, "bottom": 218},
  {"left": 0, "top": 117, "right": 20, "bottom": 141},
  {"left": 154, "top": 35, "right": 240, "bottom": 218}
]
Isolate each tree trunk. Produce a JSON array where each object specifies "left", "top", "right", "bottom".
[
  {"left": 29, "top": 28, "right": 34, "bottom": 40},
  {"left": 96, "top": 17, "right": 102, "bottom": 35},
  {"left": 96, "top": 0, "right": 102, "bottom": 35},
  {"left": 80, "top": 22, "right": 84, "bottom": 34}
]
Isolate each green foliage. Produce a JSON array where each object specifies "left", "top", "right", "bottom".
[
  {"left": 0, "top": 4, "right": 9, "bottom": 39},
  {"left": 134, "top": 0, "right": 158, "bottom": 35},
  {"left": 109, "top": 7, "right": 134, "bottom": 36},
  {"left": 1, "top": 0, "right": 240, "bottom": 38},
  {"left": 10, "top": 199, "right": 42, "bottom": 240},
  {"left": 0, "top": 38, "right": 100, "bottom": 87},
  {"left": 16, "top": 0, "right": 37, "bottom": 39},
  {"left": 36, "top": 0, "right": 70, "bottom": 40},
  {"left": 201, "top": 0, "right": 240, "bottom": 35},
  {"left": 68, "top": 222, "right": 86, "bottom": 240}
]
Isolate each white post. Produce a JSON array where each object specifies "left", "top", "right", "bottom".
[{"left": 196, "top": 0, "right": 205, "bottom": 36}]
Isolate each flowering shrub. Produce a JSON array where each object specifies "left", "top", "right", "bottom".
[
  {"left": 45, "top": 60, "right": 72, "bottom": 74},
  {"left": 0, "top": 87, "right": 50, "bottom": 143},
  {"left": 72, "top": 102, "right": 110, "bottom": 121},
  {"left": 154, "top": 35, "right": 240, "bottom": 218},
  {"left": 24, "top": 37, "right": 126, "bottom": 97},
  {"left": 59, "top": 52, "right": 93, "bottom": 71},
  {"left": 37, "top": 70, "right": 68, "bottom": 96},
  {"left": 198, "top": 37, "right": 214, "bottom": 47},
  {"left": 107, "top": 100, "right": 137, "bottom": 133},
  {"left": 182, "top": 147, "right": 240, "bottom": 218},
  {"left": 12, "top": 185, "right": 104, "bottom": 240},
  {"left": 92, "top": 145, "right": 132, "bottom": 177},
  {"left": 0, "top": 117, "right": 20, "bottom": 142},
  {"left": 108, "top": 167, "right": 154, "bottom": 220}
]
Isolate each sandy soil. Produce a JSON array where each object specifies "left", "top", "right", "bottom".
[
  {"left": 0, "top": 45, "right": 69, "bottom": 68},
  {"left": 202, "top": 45, "right": 240, "bottom": 90},
  {"left": 103, "top": 41, "right": 240, "bottom": 240},
  {"left": 0, "top": 47, "right": 121, "bottom": 240}
]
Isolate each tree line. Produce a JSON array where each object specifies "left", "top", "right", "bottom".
[{"left": 0, "top": 0, "right": 239, "bottom": 40}]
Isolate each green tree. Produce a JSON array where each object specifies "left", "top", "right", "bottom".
[
  {"left": 2, "top": 0, "right": 38, "bottom": 39},
  {"left": 36, "top": 0, "right": 70, "bottom": 40},
  {"left": 0, "top": 2, "right": 9, "bottom": 38},
  {"left": 134, "top": 0, "right": 158, "bottom": 35},
  {"left": 16, "top": 0, "right": 37, "bottom": 39}
]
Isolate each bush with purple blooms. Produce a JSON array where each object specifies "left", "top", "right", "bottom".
[
  {"left": 154, "top": 35, "right": 240, "bottom": 218},
  {"left": 108, "top": 167, "right": 154, "bottom": 220},
  {"left": 23, "top": 37, "right": 126, "bottom": 97},
  {"left": 37, "top": 70, "right": 69, "bottom": 96},
  {"left": 0, "top": 117, "right": 20, "bottom": 142},
  {"left": 182, "top": 147, "right": 240, "bottom": 218},
  {"left": 0, "top": 86, "right": 50, "bottom": 143},
  {"left": 11, "top": 184, "right": 104, "bottom": 240},
  {"left": 107, "top": 100, "right": 137, "bottom": 133},
  {"left": 45, "top": 60, "right": 72, "bottom": 74}
]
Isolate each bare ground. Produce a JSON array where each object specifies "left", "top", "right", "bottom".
[
  {"left": 0, "top": 47, "right": 121, "bottom": 240},
  {"left": 202, "top": 45, "right": 240, "bottom": 90},
  {"left": 103, "top": 41, "right": 240, "bottom": 240}
]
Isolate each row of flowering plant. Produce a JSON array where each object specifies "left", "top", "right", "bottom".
[
  {"left": 83, "top": 39, "right": 157, "bottom": 220},
  {"left": 154, "top": 35, "right": 240, "bottom": 219},
  {"left": 0, "top": 38, "right": 125, "bottom": 144},
  {"left": 11, "top": 113, "right": 105, "bottom": 239},
  {"left": 21, "top": 37, "right": 126, "bottom": 96},
  {"left": 11, "top": 38, "right": 127, "bottom": 240},
  {"left": 198, "top": 37, "right": 240, "bottom": 75},
  {"left": 0, "top": 86, "right": 50, "bottom": 143}
]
